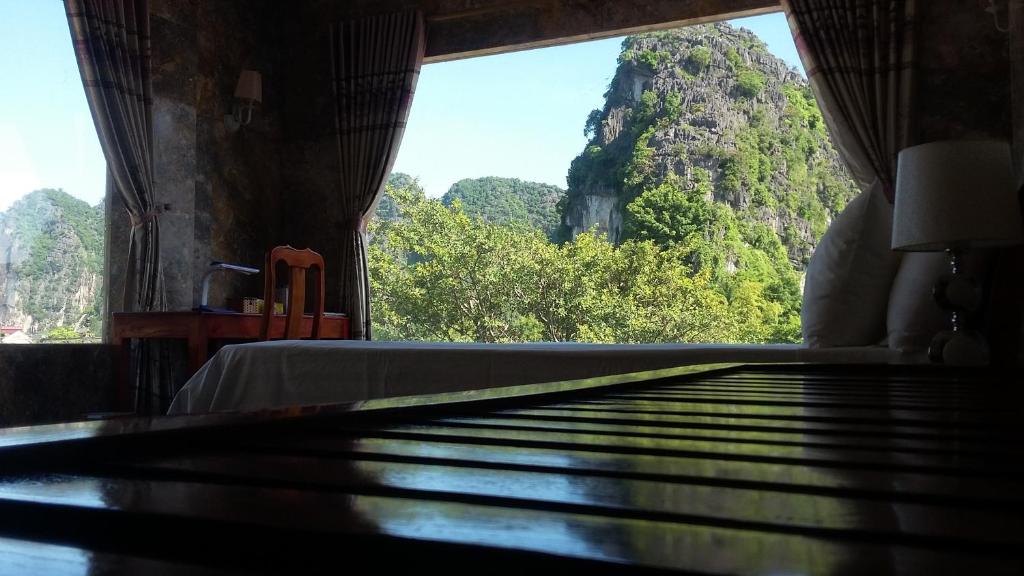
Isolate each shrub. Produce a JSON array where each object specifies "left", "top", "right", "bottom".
[
  {"left": 584, "top": 108, "right": 603, "bottom": 139},
  {"left": 725, "top": 47, "right": 744, "bottom": 70},
  {"left": 688, "top": 46, "right": 712, "bottom": 70},
  {"left": 736, "top": 70, "right": 766, "bottom": 98}
]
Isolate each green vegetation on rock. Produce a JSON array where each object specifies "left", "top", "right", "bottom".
[
  {"left": 0, "top": 189, "right": 105, "bottom": 337},
  {"left": 441, "top": 176, "right": 566, "bottom": 240},
  {"left": 557, "top": 22, "right": 859, "bottom": 341}
]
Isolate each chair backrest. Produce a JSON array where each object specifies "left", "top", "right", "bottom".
[{"left": 259, "top": 246, "right": 326, "bottom": 340}]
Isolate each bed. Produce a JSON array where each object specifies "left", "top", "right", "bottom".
[{"left": 167, "top": 340, "right": 907, "bottom": 414}]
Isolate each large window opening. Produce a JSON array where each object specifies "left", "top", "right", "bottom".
[
  {"left": 369, "top": 13, "right": 858, "bottom": 344},
  {"left": 0, "top": 1, "right": 106, "bottom": 344}
]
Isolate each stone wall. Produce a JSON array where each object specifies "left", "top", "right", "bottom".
[
  {"left": 106, "top": 0, "right": 287, "bottom": 315},
  {"left": 917, "top": 0, "right": 1012, "bottom": 143},
  {"left": 0, "top": 345, "right": 115, "bottom": 426},
  {"left": 278, "top": 5, "right": 350, "bottom": 310},
  {"left": 1012, "top": 0, "right": 1024, "bottom": 183}
]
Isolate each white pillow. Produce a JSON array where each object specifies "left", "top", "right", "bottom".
[{"left": 802, "top": 187, "right": 903, "bottom": 347}]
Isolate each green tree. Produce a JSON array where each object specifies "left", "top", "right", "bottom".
[
  {"left": 736, "top": 70, "right": 766, "bottom": 98},
  {"left": 45, "top": 326, "right": 81, "bottom": 342},
  {"left": 584, "top": 108, "right": 603, "bottom": 139},
  {"left": 368, "top": 182, "right": 797, "bottom": 344},
  {"left": 687, "top": 46, "right": 712, "bottom": 70}
]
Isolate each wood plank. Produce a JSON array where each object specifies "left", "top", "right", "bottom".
[
  {"left": 430, "top": 416, "right": 1018, "bottom": 455},
  {"left": 120, "top": 452, "right": 1024, "bottom": 547},
  {"left": 0, "top": 474, "right": 1016, "bottom": 575},
  {"left": 0, "top": 535, "right": 234, "bottom": 576},
  {"left": 346, "top": 425, "right": 999, "bottom": 473},
  {"left": 483, "top": 408, "right": 997, "bottom": 440},
  {"left": 236, "top": 435, "right": 1024, "bottom": 505},
  {"left": 602, "top": 386, "right": 989, "bottom": 402},
  {"left": 561, "top": 397, "right": 999, "bottom": 420}
]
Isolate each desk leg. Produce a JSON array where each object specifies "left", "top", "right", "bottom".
[{"left": 188, "top": 320, "right": 209, "bottom": 375}]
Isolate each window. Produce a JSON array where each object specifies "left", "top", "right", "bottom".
[
  {"left": 0, "top": 0, "right": 106, "bottom": 344},
  {"left": 369, "top": 14, "right": 858, "bottom": 344}
]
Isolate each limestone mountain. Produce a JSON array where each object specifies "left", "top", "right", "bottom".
[
  {"left": 441, "top": 177, "right": 565, "bottom": 240},
  {"left": 0, "top": 189, "right": 104, "bottom": 337},
  {"left": 561, "top": 22, "right": 858, "bottom": 268}
]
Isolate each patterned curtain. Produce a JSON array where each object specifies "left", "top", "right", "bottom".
[
  {"left": 331, "top": 11, "right": 426, "bottom": 340},
  {"left": 782, "top": 0, "right": 917, "bottom": 202},
  {"left": 66, "top": 0, "right": 165, "bottom": 412}
]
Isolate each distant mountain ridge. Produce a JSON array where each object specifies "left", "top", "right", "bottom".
[
  {"left": 441, "top": 177, "right": 565, "bottom": 240},
  {"left": 0, "top": 189, "right": 104, "bottom": 336},
  {"left": 379, "top": 174, "right": 566, "bottom": 241}
]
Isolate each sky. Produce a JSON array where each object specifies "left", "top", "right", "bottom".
[
  {"left": 0, "top": 5, "right": 800, "bottom": 211},
  {"left": 393, "top": 12, "right": 802, "bottom": 197},
  {"left": 0, "top": 0, "right": 105, "bottom": 212}
]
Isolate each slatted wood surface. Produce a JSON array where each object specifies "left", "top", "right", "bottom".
[{"left": 0, "top": 364, "right": 1021, "bottom": 574}]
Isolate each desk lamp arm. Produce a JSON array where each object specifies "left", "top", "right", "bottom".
[{"left": 199, "top": 261, "right": 260, "bottom": 309}]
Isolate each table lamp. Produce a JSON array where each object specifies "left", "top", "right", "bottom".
[{"left": 892, "top": 140, "right": 1024, "bottom": 365}]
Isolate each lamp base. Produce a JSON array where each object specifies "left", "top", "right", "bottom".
[{"left": 928, "top": 329, "right": 990, "bottom": 366}]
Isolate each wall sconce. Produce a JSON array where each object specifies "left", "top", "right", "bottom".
[{"left": 225, "top": 70, "right": 262, "bottom": 131}]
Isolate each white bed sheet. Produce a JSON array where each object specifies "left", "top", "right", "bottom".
[{"left": 167, "top": 340, "right": 906, "bottom": 415}]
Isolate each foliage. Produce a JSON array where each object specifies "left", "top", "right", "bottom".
[
  {"left": 622, "top": 177, "right": 802, "bottom": 341},
  {"left": 736, "top": 70, "right": 766, "bottom": 98},
  {"left": 376, "top": 173, "right": 425, "bottom": 221},
  {"left": 584, "top": 108, "right": 603, "bottom": 139},
  {"left": 636, "top": 49, "right": 673, "bottom": 70},
  {"left": 662, "top": 92, "right": 684, "bottom": 123},
  {"left": 623, "top": 178, "right": 715, "bottom": 249},
  {"left": 623, "top": 126, "right": 657, "bottom": 194},
  {"left": 725, "top": 47, "right": 744, "bottom": 70},
  {"left": 44, "top": 326, "right": 82, "bottom": 342},
  {"left": 369, "top": 185, "right": 797, "bottom": 343},
  {"left": 687, "top": 46, "right": 712, "bottom": 70},
  {"left": 1, "top": 189, "right": 105, "bottom": 335},
  {"left": 440, "top": 176, "right": 566, "bottom": 240}
]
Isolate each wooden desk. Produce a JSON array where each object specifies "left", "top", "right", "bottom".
[{"left": 112, "top": 311, "right": 349, "bottom": 410}]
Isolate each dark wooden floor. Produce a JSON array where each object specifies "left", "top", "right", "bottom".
[{"left": 0, "top": 363, "right": 1020, "bottom": 574}]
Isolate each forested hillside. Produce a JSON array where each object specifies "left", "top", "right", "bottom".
[
  {"left": 442, "top": 177, "right": 565, "bottom": 240},
  {"left": 0, "top": 189, "right": 104, "bottom": 337}
]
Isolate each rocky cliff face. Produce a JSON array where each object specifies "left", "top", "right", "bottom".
[
  {"left": 0, "top": 190, "right": 104, "bottom": 336},
  {"left": 561, "top": 22, "right": 858, "bottom": 268}
]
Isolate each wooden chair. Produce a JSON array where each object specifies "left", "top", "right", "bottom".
[{"left": 259, "top": 246, "right": 326, "bottom": 340}]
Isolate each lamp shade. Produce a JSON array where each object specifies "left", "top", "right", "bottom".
[
  {"left": 892, "top": 140, "right": 1022, "bottom": 251},
  {"left": 234, "top": 70, "right": 262, "bottom": 103}
]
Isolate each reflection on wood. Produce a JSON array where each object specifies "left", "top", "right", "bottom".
[{"left": 0, "top": 364, "right": 1020, "bottom": 574}]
